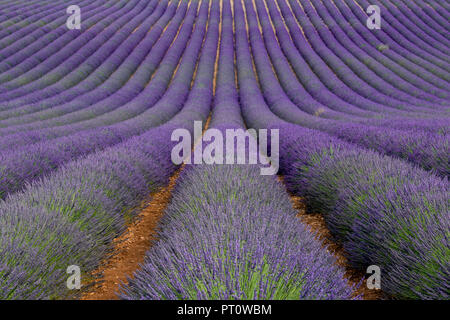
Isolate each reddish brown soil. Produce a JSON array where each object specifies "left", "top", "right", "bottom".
[
  {"left": 287, "top": 190, "right": 384, "bottom": 300},
  {"left": 76, "top": 0, "right": 382, "bottom": 302},
  {"left": 81, "top": 113, "right": 211, "bottom": 300},
  {"left": 81, "top": 169, "right": 182, "bottom": 300}
]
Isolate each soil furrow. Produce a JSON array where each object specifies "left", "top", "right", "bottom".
[
  {"left": 81, "top": 168, "right": 183, "bottom": 300},
  {"left": 280, "top": 175, "right": 384, "bottom": 300}
]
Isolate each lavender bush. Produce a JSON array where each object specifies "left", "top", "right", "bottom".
[
  {"left": 235, "top": 0, "right": 449, "bottom": 299},
  {"left": 121, "top": 1, "right": 355, "bottom": 299}
]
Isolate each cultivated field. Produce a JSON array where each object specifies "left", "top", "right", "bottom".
[{"left": 0, "top": 0, "right": 448, "bottom": 300}]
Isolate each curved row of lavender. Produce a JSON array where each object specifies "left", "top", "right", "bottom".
[
  {"left": 0, "top": 0, "right": 161, "bottom": 119},
  {"left": 280, "top": 0, "right": 448, "bottom": 115},
  {"left": 0, "top": 0, "right": 447, "bottom": 300},
  {"left": 0, "top": 0, "right": 202, "bottom": 199},
  {"left": 342, "top": 0, "right": 449, "bottom": 80},
  {"left": 0, "top": 0, "right": 212, "bottom": 299},
  {"left": 233, "top": 0, "right": 448, "bottom": 299},
  {"left": 0, "top": 0, "right": 114, "bottom": 76},
  {"left": 283, "top": 0, "right": 446, "bottom": 111},
  {"left": 121, "top": 0, "right": 355, "bottom": 299},
  {"left": 251, "top": 0, "right": 450, "bottom": 135},
  {"left": 301, "top": 0, "right": 448, "bottom": 102},
  {"left": 247, "top": 0, "right": 448, "bottom": 177},
  {"left": 0, "top": 0, "right": 447, "bottom": 138},
  {"left": 0, "top": 0, "right": 176, "bottom": 135},
  {"left": 0, "top": 1, "right": 93, "bottom": 45},
  {"left": 0, "top": 0, "right": 176, "bottom": 136}
]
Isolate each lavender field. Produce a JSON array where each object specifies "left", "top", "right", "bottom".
[{"left": 0, "top": 0, "right": 448, "bottom": 301}]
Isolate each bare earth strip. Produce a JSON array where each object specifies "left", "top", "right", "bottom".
[
  {"left": 81, "top": 112, "right": 212, "bottom": 300},
  {"left": 288, "top": 192, "right": 385, "bottom": 300},
  {"left": 277, "top": 175, "right": 384, "bottom": 300},
  {"left": 81, "top": 168, "right": 183, "bottom": 300}
]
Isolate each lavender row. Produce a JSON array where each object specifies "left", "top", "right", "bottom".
[
  {"left": 280, "top": 0, "right": 445, "bottom": 113},
  {"left": 0, "top": 0, "right": 150, "bottom": 107},
  {"left": 0, "top": 0, "right": 74, "bottom": 40},
  {"left": 121, "top": 0, "right": 355, "bottom": 299},
  {"left": 0, "top": 0, "right": 186, "bottom": 148},
  {"left": 310, "top": 0, "right": 449, "bottom": 101},
  {"left": 0, "top": 0, "right": 213, "bottom": 300},
  {"left": 121, "top": 164, "right": 356, "bottom": 300},
  {"left": 331, "top": 0, "right": 449, "bottom": 91},
  {"left": 234, "top": 0, "right": 449, "bottom": 299},
  {"left": 0, "top": 0, "right": 108, "bottom": 67},
  {"left": 342, "top": 0, "right": 450, "bottom": 80},
  {"left": 0, "top": 0, "right": 203, "bottom": 199},
  {"left": 0, "top": 0, "right": 170, "bottom": 126},
  {"left": 248, "top": 0, "right": 448, "bottom": 177}
]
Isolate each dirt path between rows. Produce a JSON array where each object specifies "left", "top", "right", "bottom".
[
  {"left": 81, "top": 111, "right": 212, "bottom": 300},
  {"left": 81, "top": 169, "right": 382, "bottom": 300},
  {"left": 286, "top": 187, "right": 384, "bottom": 300},
  {"left": 81, "top": 168, "right": 183, "bottom": 300}
]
